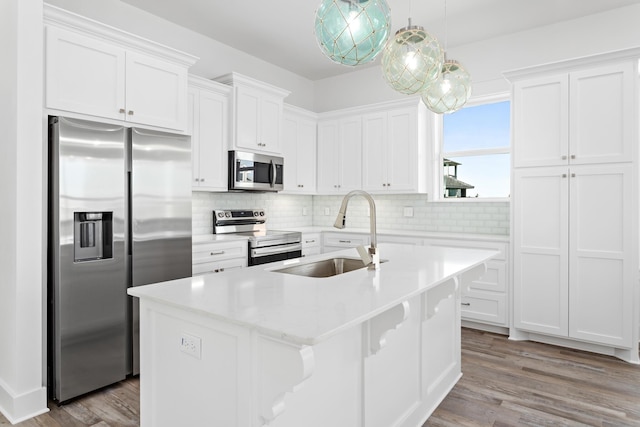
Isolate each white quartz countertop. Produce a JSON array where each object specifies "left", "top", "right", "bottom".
[{"left": 128, "top": 243, "right": 497, "bottom": 345}]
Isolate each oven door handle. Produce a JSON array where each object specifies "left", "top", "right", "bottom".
[{"left": 252, "top": 243, "right": 302, "bottom": 258}]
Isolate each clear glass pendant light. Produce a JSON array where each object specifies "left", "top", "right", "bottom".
[
  {"left": 421, "top": 59, "right": 471, "bottom": 114},
  {"left": 421, "top": 0, "right": 471, "bottom": 114},
  {"left": 381, "top": 19, "right": 443, "bottom": 94},
  {"left": 314, "top": 0, "right": 391, "bottom": 66}
]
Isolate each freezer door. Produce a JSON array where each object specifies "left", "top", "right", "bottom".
[
  {"left": 49, "top": 117, "right": 128, "bottom": 402},
  {"left": 129, "top": 128, "right": 192, "bottom": 373}
]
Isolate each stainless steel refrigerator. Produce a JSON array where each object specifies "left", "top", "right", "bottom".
[{"left": 48, "top": 116, "right": 192, "bottom": 402}]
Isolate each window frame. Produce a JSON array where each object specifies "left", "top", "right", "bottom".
[{"left": 433, "top": 92, "right": 511, "bottom": 201}]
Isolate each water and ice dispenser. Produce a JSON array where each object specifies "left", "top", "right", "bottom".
[{"left": 73, "top": 212, "right": 113, "bottom": 262}]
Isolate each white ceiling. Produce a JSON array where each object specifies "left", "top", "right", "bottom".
[{"left": 120, "top": 0, "right": 640, "bottom": 81}]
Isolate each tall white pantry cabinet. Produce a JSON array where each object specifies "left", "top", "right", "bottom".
[{"left": 506, "top": 49, "right": 640, "bottom": 363}]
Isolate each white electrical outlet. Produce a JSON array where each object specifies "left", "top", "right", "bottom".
[
  {"left": 180, "top": 332, "right": 201, "bottom": 359},
  {"left": 403, "top": 207, "right": 414, "bottom": 217},
  {"left": 302, "top": 207, "right": 308, "bottom": 216},
  {"left": 324, "top": 207, "right": 331, "bottom": 215}
]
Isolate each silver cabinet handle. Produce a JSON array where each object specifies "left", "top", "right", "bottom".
[
  {"left": 305, "top": 240, "right": 316, "bottom": 244},
  {"left": 119, "top": 108, "right": 126, "bottom": 114},
  {"left": 128, "top": 110, "right": 134, "bottom": 115},
  {"left": 562, "top": 173, "right": 567, "bottom": 178},
  {"left": 571, "top": 154, "right": 576, "bottom": 159},
  {"left": 571, "top": 173, "right": 576, "bottom": 177},
  {"left": 210, "top": 251, "right": 225, "bottom": 256},
  {"left": 562, "top": 155, "right": 567, "bottom": 160},
  {"left": 339, "top": 240, "right": 351, "bottom": 244},
  {"left": 461, "top": 302, "right": 471, "bottom": 306}
]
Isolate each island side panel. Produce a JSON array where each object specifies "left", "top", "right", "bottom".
[{"left": 138, "top": 299, "right": 252, "bottom": 427}]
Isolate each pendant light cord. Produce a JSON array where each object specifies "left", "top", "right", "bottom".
[{"left": 444, "top": 0, "right": 448, "bottom": 57}]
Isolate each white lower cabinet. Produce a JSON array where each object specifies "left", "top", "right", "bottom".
[
  {"left": 513, "top": 164, "right": 636, "bottom": 351},
  {"left": 301, "top": 233, "right": 321, "bottom": 258},
  {"left": 425, "top": 238, "right": 509, "bottom": 328},
  {"left": 192, "top": 240, "right": 247, "bottom": 276}
]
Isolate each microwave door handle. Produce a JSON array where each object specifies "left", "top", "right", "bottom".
[{"left": 270, "top": 159, "right": 276, "bottom": 188}]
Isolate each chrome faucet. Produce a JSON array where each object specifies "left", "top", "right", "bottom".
[{"left": 333, "top": 190, "right": 380, "bottom": 269}]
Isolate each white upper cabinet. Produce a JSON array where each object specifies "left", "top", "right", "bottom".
[
  {"left": 569, "top": 63, "right": 634, "bottom": 165},
  {"left": 317, "top": 115, "right": 363, "bottom": 194},
  {"left": 282, "top": 105, "right": 317, "bottom": 194},
  {"left": 188, "top": 76, "right": 230, "bottom": 192},
  {"left": 512, "top": 75, "right": 569, "bottom": 168},
  {"left": 44, "top": 5, "right": 197, "bottom": 131},
  {"left": 318, "top": 100, "right": 431, "bottom": 195},
  {"left": 362, "top": 105, "right": 425, "bottom": 193},
  {"left": 513, "top": 61, "right": 634, "bottom": 168},
  {"left": 214, "top": 73, "right": 290, "bottom": 155}
]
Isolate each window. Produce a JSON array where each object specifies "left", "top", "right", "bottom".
[{"left": 439, "top": 97, "right": 510, "bottom": 199}]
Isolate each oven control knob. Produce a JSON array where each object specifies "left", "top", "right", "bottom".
[
  {"left": 217, "top": 212, "right": 224, "bottom": 218},
  {"left": 225, "top": 212, "right": 231, "bottom": 218},
  {"left": 259, "top": 211, "right": 265, "bottom": 216}
]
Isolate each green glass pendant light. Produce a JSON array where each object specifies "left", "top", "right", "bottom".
[{"left": 314, "top": 0, "right": 392, "bottom": 66}]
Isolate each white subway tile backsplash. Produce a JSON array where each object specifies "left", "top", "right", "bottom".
[{"left": 192, "top": 192, "right": 510, "bottom": 237}]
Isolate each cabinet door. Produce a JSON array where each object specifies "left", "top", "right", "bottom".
[
  {"left": 339, "top": 116, "right": 363, "bottom": 192},
  {"left": 45, "top": 26, "right": 125, "bottom": 121},
  {"left": 260, "top": 94, "right": 283, "bottom": 153},
  {"left": 283, "top": 114, "right": 317, "bottom": 193},
  {"left": 513, "top": 75, "right": 569, "bottom": 168},
  {"left": 386, "top": 108, "right": 417, "bottom": 192},
  {"left": 362, "top": 112, "right": 387, "bottom": 191},
  {"left": 568, "top": 164, "right": 634, "bottom": 347},
  {"left": 513, "top": 167, "right": 569, "bottom": 336},
  {"left": 235, "top": 86, "right": 260, "bottom": 150},
  {"left": 188, "top": 88, "right": 200, "bottom": 186},
  {"left": 283, "top": 115, "right": 299, "bottom": 191},
  {"left": 569, "top": 63, "right": 634, "bottom": 165},
  {"left": 125, "top": 51, "right": 188, "bottom": 131},
  {"left": 197, "top": 90, "right": 229, "bottom": 191},
  {"left": 317, "top": 120, "right": 340, "bottom": 193}
]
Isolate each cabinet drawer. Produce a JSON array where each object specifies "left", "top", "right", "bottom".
[
  {"left": 468, "top": 261, "right": 506, "bottom": 293},
  {"left": 192, "top": 257, "right": 246, "bottom": 276},
  {"left": 302, "top": 233, "right": 321, "bottom": 249},
  {"left": 461, "top": 291, "right": 507, "bottom": 326},
  {"left": 323, "top": 233, "right": 370, "bottom": 248},
  {"left": 425, "top": 238, "right": 507, "bottom": 261},
  {"left": 192, "top": 240, "right": 247, "bottom": 264},
  {"left": 302, "top": 247, "right": 321, "bottom": 258}
]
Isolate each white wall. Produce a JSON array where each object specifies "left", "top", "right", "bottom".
[
  {"left": 46, "top": 0, "right": 317, "bottom": 111},
  {"left": 0, "top": 0, "right": 48, "bottom": 423},
  {"left": 313, "top": 4, "right": 640, "bottom": 112}
]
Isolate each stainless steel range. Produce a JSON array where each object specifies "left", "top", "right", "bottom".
[{"left": 213, "top": 209, "right": 302, "bottom": 266}]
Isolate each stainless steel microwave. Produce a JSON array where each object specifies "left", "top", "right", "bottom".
[{"left": 228, "top": 151, "right": 284, "bottom": 192}]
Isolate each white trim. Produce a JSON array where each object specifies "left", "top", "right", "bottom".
[
  {"left": 43, "top": 3, "right": 199, "bottom": 67},
  {"left": 0, "top": 380, "right": 48, "bottom": 424}
]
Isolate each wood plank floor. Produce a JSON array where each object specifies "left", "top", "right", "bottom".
[{"left": 2, "top": 328, "right": 639, "bottom": 426}]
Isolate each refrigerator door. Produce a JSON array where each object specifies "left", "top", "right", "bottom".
[
  {"left": 130, "top": 127, "right": 192, "bottom": 373},
  {"left": 49, "top": 117, "right": 128, "bottom": 402}
]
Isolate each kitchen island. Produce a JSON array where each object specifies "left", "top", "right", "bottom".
[{"left": 128, "top": 243, "right": 497, "bottom": 427}]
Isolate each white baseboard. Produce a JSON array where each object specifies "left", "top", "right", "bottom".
[{"left": 0, "top": 378, "right": 48, "bottom": 424}]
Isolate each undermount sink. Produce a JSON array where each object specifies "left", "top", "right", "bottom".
[{"left": 273, "top": 257, "right": 384, "bottom": 278}]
